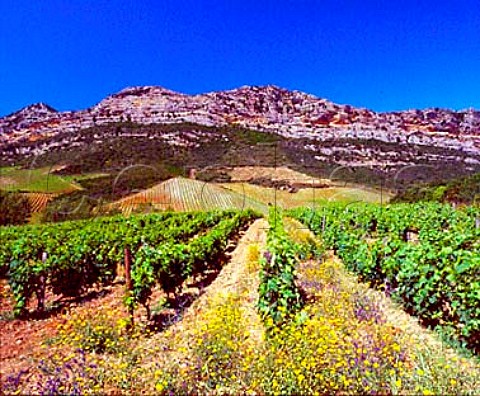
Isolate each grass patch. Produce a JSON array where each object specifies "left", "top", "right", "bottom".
[
  {"left": 0, "top": 166, "right": 97, "bottom": 193},
  {"left": 221, "top": 182, "right": 387, "bottom": 208}
]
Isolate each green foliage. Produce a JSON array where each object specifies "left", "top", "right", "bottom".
[
  {"left": 233, "top": 128, "right": 279, "bottom": 145},
  {"left": 129, "top": 210, "right": 258, "bottom": 314},
  {"left": 0, "top": 210, "right": 258, "bottom": 317},
  {"left": 0, "top": 190, "right": 32, "bottom": 226},
  {"left": 258, "top": 208, "right": 304, "bottom": 327},
  {"left": 393, "top": 172, "right": 480, "bottom": 205},
  {"left": 290, "top": 202, "right": 480, "bottom": 354}
]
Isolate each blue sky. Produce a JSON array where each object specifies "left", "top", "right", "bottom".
[{"left": 1, "top": 0, "right": 479, "bottom": 116}]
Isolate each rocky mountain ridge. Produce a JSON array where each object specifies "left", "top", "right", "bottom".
[{"left": 1, "top": 85, "right": 480, "bottom": 176}]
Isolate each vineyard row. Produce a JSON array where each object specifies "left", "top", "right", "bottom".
[{"left": 290, "top": 202, "right": 480, "bottom": 353}]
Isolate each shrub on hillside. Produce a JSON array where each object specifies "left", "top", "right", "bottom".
[{"left": 0, "top": 191, "right": 31, "bottom": 226}]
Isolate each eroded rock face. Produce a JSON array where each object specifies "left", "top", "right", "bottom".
[{"left": 1, "top": 85, "right": 479, "bottom": 173}]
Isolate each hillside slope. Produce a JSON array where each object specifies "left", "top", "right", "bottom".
[
  {"left": 393, "top": 172, "right": 480, "bottom": 204},
  {"left": 111, "top": 177, "right": 268, "bottom": 214},
  {"left": 1, "top": 85, "right": 479, "bottom": 183}
]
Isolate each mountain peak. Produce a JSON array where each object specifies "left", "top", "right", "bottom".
[
  {"left": 1, "top": 102, "right": 57, "bottom": 123},
  {"left": 222, "top": 84, "right": 290, "bottom": 94},
  {"left": 16, "top": 102, "right": 57, "bottom": 115},
  {"left": 111, "top": 86, "right": 183, "bottom": 99},
  {"left": 1, "top": 85, "right": 479, "bottom": 174}
]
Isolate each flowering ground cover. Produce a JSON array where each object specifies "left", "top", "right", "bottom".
[
  {"left": 290, "top": 203, "right": 480, "bottom": 353},
  {"left": 1, "top": 214, "right": 479, "bottom": 394}
]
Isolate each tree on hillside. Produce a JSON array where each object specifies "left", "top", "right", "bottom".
[{"left": 0, "top": 191, "right": 32, "bottom": 226}]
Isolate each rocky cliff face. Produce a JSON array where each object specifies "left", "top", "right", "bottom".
[{"left": 1, "top": 85, "right": 479, "bottom": 175}]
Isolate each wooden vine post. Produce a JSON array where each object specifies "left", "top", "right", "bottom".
[
  {"left": 124, "top": 247, "right": 134, "bottom": 330},
  {"left": 37, "top": 251, "right": 48, "bottom": 313}
]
